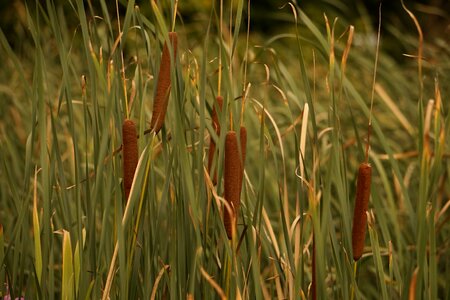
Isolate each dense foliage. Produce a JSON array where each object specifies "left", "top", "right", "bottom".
[{"left": 0, "top": 1, "right": 449, "bottom": 299}]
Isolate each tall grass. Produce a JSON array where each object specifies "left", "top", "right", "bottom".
[{"left": 0, "top": 0, "right": 449, "bottom": 299}]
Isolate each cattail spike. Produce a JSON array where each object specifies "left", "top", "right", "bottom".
[
  {"left": 150, "top": 32, "right": 178, "bottom": 134},
  {"left": 224, "top": 131, "right": 239, "bottom": 239},
  {"left": 122, "top": 119, "right": 139, "bottom": 201},
  {"left": 351, "top": 162, "right": 372, "bottom": 261},
  {"left": 223, "top": 127, "right": 247, "bottom": 239}
]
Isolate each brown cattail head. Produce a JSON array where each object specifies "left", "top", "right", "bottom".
[
  {"left": 223, "top": 127, "right": 247, "bottom": 239},
  {"left": 208, "top": 96, "right": 224, "bottom": 185},
  {"left": 351, "top": 162, "right": 372, "bottom": 261},
  {"left": 150, "top": 32, "right": 178, "bottom": 134},
  {"left": 122, "top": 119, "right": 139, "bottom": 201}
]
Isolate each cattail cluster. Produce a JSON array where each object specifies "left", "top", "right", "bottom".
[
  {"left": 150, "top": 32, "right": 178, "bottom": 134},
  {"left": 122, "top": 119, "right": 139, "bottom": 201},
  {"left": 223, "top": 126, "right": 247, "bottom": 239},
  {"left": 351, "top": 162, "right": 372, "bottom": 261},
  {"left": 208, "top": 96, "right": 223, "bottom": 185}
]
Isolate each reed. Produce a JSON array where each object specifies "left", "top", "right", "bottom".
[
  {"left": 223, "top": 127, "right": 247, "bottom": 239},
  {"left": 351, "top": 162, "right": 372, "bottom": 261},
  {"left": 3, "top": 1, "right": 447, "bottom": 298},
  {"left": 122, "top": 119, "right": 139, "bottom": 201},
  {"left": 150, "top": 32, "right": 178, "bottom": 133},
  {"left": 207, "top": 96, "right": 223, "bottom": 185},
  {"left": 239, "top": 126, "right": 247, "bottom": 191},
  {"left": 311, "top": 235, "right": 316, "bottom": 300}
]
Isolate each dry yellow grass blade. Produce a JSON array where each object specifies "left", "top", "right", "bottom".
[
  {"left": 375, "top": 84, "right": 414, "bottom": 136},
  {"left": 408, "top": 267, "right": 419, "bottom": 300},
  {"left": 423, "top": 99, "right": 435, "bottom": 157},
  {"left": 200, "top": 267, "right": 227, "bottom": 300},
  {"left": 150, "top": 265, "right": 170, "bottom": 300}
]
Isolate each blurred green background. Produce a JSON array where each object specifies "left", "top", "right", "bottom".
[{"left": 2, "top": 0, "right": 449, "bottom": 53}]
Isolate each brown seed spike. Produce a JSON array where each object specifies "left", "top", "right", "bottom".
[
  {"left": 351, "top": 162, "right": 372, "bottom": 261},
  {"left": 122, "top": 119, "right": 139, "bottom": 201},
  {"left": 223, "top": 128, "right": 247, "bottom": 240},
  {"left": 208, "top": 96, "right": 224, "bottom": 185},
  {"left": 223, "top": 131, "right": 240, "bottom": 239},
  {"left": 150, "top": 32, "right": 178, "bottom": 134}
]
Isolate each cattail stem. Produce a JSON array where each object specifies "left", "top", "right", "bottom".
[
  {"left": 208, "top": 96, "right": 224, "bottom": 185},
  {"left": 122, "top": 119, "right": 139, "bottom": 201},
  {"left": 150, "top": 32, "right": 178, "bottom": 134},
  {"left": 351, "top": 162, "right": 372, "bottom": 261},
  {"left": 365, "top": 123, "right": 372, "bottom": 163},
  {"left": 223, "top": 127, "right": 247, "bottom": 239}
]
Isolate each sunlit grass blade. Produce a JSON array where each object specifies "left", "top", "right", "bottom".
[
  {"left": 33, "top": 167, "right": 43, "bottom": 287},
  {"left": 62, "top": 230, "right": 74, "bottom": 300}
]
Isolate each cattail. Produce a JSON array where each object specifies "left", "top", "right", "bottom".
[
  {"left": 223, "top": 127, "right": 247, "bottom": 239},
  {"left": 150, "top": 32, "right": 178, "bottom": 134},
  {"left": 208, "top": 96, "right": 224, "bottom": 185},
  {"left": 122, "top": 119, "right": 139, "bottom": 201},
  {"left": 223, "top": 131, "right": 239, "bottom": 239},
  {"left": 351, "top": 162, "right": 372, "bottom": 261}
]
